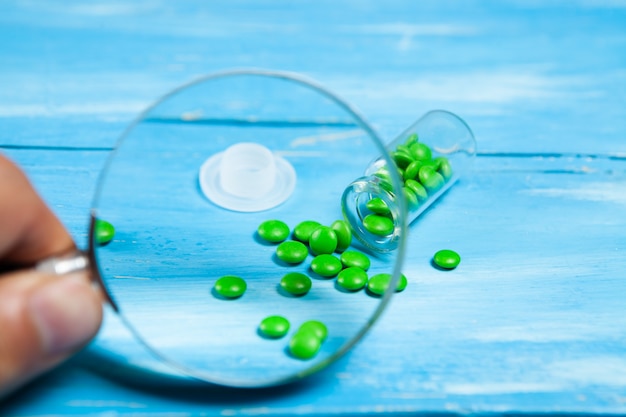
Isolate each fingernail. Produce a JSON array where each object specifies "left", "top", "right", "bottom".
[{"left": 28, "top": 273, "right": 101, "bottom": 356}]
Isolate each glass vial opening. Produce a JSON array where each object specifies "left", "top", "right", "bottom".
[{"left": 342, "top": 110, "right": 476, "bottom": 252}]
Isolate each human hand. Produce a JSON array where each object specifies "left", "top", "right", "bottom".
[{"left": 0, "top": 154, "right": 102, "bottom": 398}]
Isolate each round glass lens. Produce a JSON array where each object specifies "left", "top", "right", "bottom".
[{"left": 90, "top": 70, "right": 406, "bottom": 387}]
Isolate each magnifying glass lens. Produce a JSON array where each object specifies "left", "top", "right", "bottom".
[{"left": 91, "top": 71, "right": 405, "bottom": 387}]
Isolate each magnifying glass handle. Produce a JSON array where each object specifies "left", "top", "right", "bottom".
[
  {"left": 35, "top": 250, "right": 89, "bottom": 275},
  {"left": 34, "top": 248, "right": 118, "bottom": 311},
  {"left": 0, "top": 250, "right": 88, "bottom": 275}
]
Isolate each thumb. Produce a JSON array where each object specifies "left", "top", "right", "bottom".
[{"left": 0, "top": 269, "right": 102, "bottom": 397}]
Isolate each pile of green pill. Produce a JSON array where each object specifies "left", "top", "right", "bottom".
[
  {"left": 255, "top": 218, "right": 409, "bottom": 297},
  {"left": 211, "top": 218, "right": 411, "bottom": 361},
  {"left": 360, "top": 133, "right": 454, "bottom": 237}
]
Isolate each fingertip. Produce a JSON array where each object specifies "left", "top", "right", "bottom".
[
  {"left": 29, "top": 272, "right": 103, "bottom": 356},
  {"left": 0, "top": 270, "right": 103, "bottom": 397}
]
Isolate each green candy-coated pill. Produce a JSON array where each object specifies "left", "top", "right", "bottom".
[
  {"left": 409, "top": 142, "right": 432, "bottom": 161},
  {"left": 391, "top": 150, "right": 414, "bottom": 169},
  {"left": 405, "top": 179, "right": 428, "bottom": 201},
  {"left": 337, "top": 267, "right": 368, "bottom": 291},
  {"left": 293, "top": 220, "right": 321, "bottom": 242},
  {"left": 396, "top": 144, "right": 411, "bottom": 155},
  {"left": 276, "top": 241, "right": 308, "bottom": 264},
  {"left": 288, "top": 331, "right": 322, "bottom": 360},
  {"left": 213, "top": 275, "right": 247, "bottom": 299},
  {"left": 397, "top": 274, "right": 408, "bottom": 292},
  {"left": 298, "top": 320, "right": 328, "bottom": 341},
  {"left": 257, "top": 220, "right": 290, "bottom": 243},
  {"left": 331, "top": 220, "right": 352, "bottom": 252},
  {"left": 374, "top": 170, "right": 394, "bottom": 192},
  {"left": 366, "top": 273, "right": 408, "bottom": 296},
  {"left": 403, "top": 187, "right": 419, "bottom": 209},
  {"left": 428, "top": 158, "right": 441, "bottom": 170},
  {"left": 340, "top": 250, "right": 371, "bottom": 270},
  {"left": 403, "top": 160, "right": 422, "bottom": 181},
  {"left": 418, "top": 166, "right": 445, "bottom": 193},
  {"left": 366, "top": 197, "right": 391, "bottom": 216},
  {"left": 310, "top": 254, "right": 343, "bottom": 277},
  {"left": 422, "top": 173, "right": 446, "bottom": 194},
  {"left": 280, "top": 272, "right": 312, "bottom": 296},
  {"left": 404, "top": 133, "right": 418, "bottom": 147},
  {"left": 94, "top": 219, "right": 115, "bottom": 245},
  {"left": 259, "top": 315, "right": 290, "bottom": 338},
  {"left": 309, "top": 226, "right": 338, "bottom": 255},
  {"left": 417, "top": 165, "right": 437, "bottom": 183},
  {"left": 374, "top": 167, "right": 392, "bottom": 182},
  {"left": 433, "top": 249, "right": 461, "bottom": 269},
  {"left": 435, "top": 157, "right": 454, "bottom": 180},
  {"left": 363, "top": 214, "right": 394, "bottom": 236}
]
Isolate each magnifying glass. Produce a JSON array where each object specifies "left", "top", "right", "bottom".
[{"left": 38, "top": 69, "right": 475, "bottom": 388}]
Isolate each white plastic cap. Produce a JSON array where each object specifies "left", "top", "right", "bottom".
[{"left": 199, "top": 142, "right": 296, "bottom": 212}]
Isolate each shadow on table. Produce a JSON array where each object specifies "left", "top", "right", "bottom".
[{"left": 84, "top": 348, "right": 333, "bottom": 404}]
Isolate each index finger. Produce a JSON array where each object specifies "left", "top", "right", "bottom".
[{"left": 0, "top": 154, "right": 75, "bottom": 265}]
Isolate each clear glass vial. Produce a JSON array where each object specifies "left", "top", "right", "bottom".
[{"left": 342, "top": 110, "right": 477, "bottom": 252}]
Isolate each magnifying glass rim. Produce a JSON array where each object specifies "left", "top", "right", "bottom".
[{"left": 88, "top": 68, "right": 408, "bottom": 387}]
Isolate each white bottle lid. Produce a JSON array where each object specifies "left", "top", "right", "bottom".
[{"left": 199, "top": 142, "right": 296, "bottom": 212}]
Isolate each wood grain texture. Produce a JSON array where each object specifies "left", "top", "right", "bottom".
[{"left": 1, "top": 0, "right": 625, "bottom": 415}]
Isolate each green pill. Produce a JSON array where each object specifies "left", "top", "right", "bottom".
[
  {"left": 337, "top": 267, "right": 368, "bottom": 291},
  {"left": 409, "top": 142, "right": 432, "bottom": 161},
  {"left": 331, "top": 220, "right": 352, "bottom": 252},
  {"left": 259, "top": 315, "right": 290, "bottom": 338},
  {"left": 418, "top": 166, "right": 445, "bottom": 193},
  {"left": 363, "top": 214, "right": 394, "bottom": 236},
  {"left": 366, "top": 197, "right": 391, "bottom": 216},
  {"left": 288, "top": 331, "right": 322, "bottom": 360},
  {"left": 405, "top": 179, "right": 428, "bottom": 201},
  {"left": 276, "top": 241, "right": 308, "bottom": 264},
  {"left": 310, "top": 254, "right": 343, "bottom": 277},
  {"left": 280, "top": 272, "right": 312, "bottom": 296},
  {"left": 391, "top": 150, "right": 414, "bottom": 169},
  {"left": 404, "top": 133, "right": 418, "bottom": 147},
  {"left": 94, "top": 219, "right": 115, "bottom": 245},
  {"left": 403, "top": 187, "right": 419, "bottom": 209},
  {"left": 435, "top": 157, "right": 453, "bottom": 180},
  {"left": 374, "top": 169, "right": 394, "bottom": 192},
  {"left": 422, "top": 173, "right": 445, "bottom": 194},
  {"left": 257, "top": 220, "right": 290, "bottom": 243},
  {"left": 340, "top": 250, "right": 371, "bottom": 270},
  {"left": 366, "top": 273, "right": 408, "bottom": 296},
  {"left": 374, "top": 167, "right": 392, "bottom": 182},
  {"left": 396, "top": 144, "right": 411, "bottom": 155},
  {"left": 293, "top": 220, "right": 321, "bottom": 242},
  {"left": 213, "top": 275, "right": 247, "bottom": 299},
  {"left": 433, "top": 249, "right": 461, "bottom": 269},
  {"left": 417, "top": 165, "right": 437, "bottom": 183},
  {"left": 403, "top": 160, "right": 422, "bottom": 181},
  {"left": 298, "top": 320, "right": 328, "bottom": 341},
  {"left": 309, "top": 226, "right": 338, "bottom": 255}
]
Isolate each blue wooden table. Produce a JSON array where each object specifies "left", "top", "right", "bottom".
[{"left": 1, "top": 1, "right": 626, "bottom": 415}]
